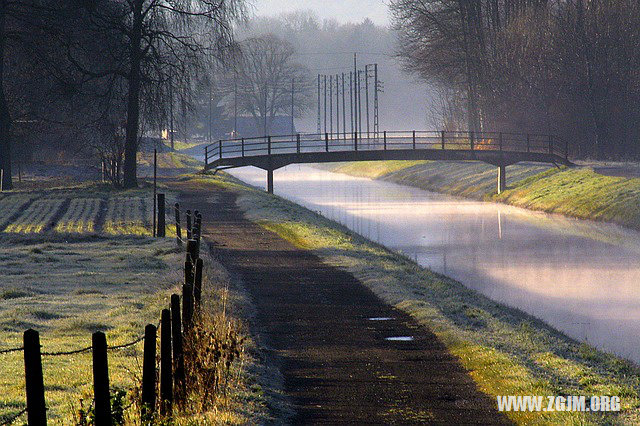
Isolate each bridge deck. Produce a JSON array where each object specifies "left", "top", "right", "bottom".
[{"left": 204, "top": 131, "right": 570, "bottom": 171}]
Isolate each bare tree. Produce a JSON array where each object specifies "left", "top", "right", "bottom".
[
  {"left": 391, "top": 0, "right": 640, "bottom": 159},
  {"left": 72, "top": 0, "right": 247, "bottom": 188},
  {"left": 222, "top": 35, "right": 312, "bottom": 136}
]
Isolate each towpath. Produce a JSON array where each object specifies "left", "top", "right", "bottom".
[{"left": 173, "top": 179, "right": 509, "bottom": 424}]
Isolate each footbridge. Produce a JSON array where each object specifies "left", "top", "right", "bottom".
[{"left": 204, "top": 131, "right": 571, "bottom": 194}]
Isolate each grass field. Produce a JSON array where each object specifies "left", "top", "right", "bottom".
[
  {"left": 0, "top": 182, "right": 269, "bottom": 424},
  {"left": 324, "top": 161, "right": 640, "bottom": 232},
  {"left": 0, "top": 182, "right": 178, "bottom": 237},
  {"left": 200, "top": 171, "right": 640, "bottom": 425},
  {"left": 0, "top": 235, "right": 180, "bottom": 422}
]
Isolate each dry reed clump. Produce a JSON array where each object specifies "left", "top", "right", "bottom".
[
  {"left": 123, "top": 253, "right": 249, "bottom": 424},
  {"left": 183, "top": 308, "right": 245, "bottom": 412}
]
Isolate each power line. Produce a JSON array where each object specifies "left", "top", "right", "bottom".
[
  {"left": 316, "top": 61, "right": 382, "bottom": 141},
  {"left": 293, "top": 51, "right": 389, "bottom": 56}
]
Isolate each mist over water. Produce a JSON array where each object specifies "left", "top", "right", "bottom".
[{"left": 229, "top": 164, "right": 640, "bottom": 362}]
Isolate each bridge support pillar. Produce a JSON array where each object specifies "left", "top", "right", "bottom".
[
  {"left": 497, "top": 165, "right": 506, "bottom": 194},
  {"left": 267, "top": 169, "right": 274, "bottom": 194}
]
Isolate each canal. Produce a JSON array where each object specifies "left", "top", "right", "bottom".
[{"left": 228, "top": 164, "right": 640, "bottom": 363}]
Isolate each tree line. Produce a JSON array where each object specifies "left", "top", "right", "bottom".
[
  {"left": 0, "top": 0, "right": 247, "bottom": 190},
  {"left": 391, "top": 0, "right": 640, "bottom": 159}
]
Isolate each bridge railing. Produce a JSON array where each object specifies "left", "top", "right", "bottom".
[{"left": 204, "top": 131, "right": 569, "bottom": 166}]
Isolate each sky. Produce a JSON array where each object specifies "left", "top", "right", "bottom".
[{"left": 252, "top": 0, "right": 391, "bottom": 27}]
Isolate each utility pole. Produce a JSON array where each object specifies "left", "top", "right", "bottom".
[
  {"left": 349, "top": 72, "right": 354, "bottom": 134},
  {"left": 357, "top": 69, "right": 362, "bottom": 135},
  {"left": 291, "top": 78, "right": 295, "bottom": 137},
  {"left": 263, "top": 85, "right": 268, "bottom": 137},
  {"left": 324, "top": 75, "right": 327, "bottom": 134},
  {"left": 353, "top": 53, "right": 358, "bottom": 136},
  {"left": 317, "top": 74, "right": 321, "bottom": 134},
  {"left": 342, "top": 73, "right": 346, "bottom": 140},
  {"left": 233, "top": 72, "right": 238, "bottom": 137},
  {"left": 169, "top": 77, "right": 174, "bottom": 150},
  {"left": 330, "top": 76, "right": 335, "bottom": 135},
  {"left": 335, "top": 74, "right": 340, "bottom": 140},
  {"left": 374, "top": 63, "right": 380, "bottom": 140},
  {"left": 365, "top": 65, "right": 370, "bottom": 140},
  {"left": 208, "top": 85, "right": 212, "bottom": 146}
]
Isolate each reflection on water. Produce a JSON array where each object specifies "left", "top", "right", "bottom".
[{"left": 229, "top": 165, "right": 640, "bottom": 362}]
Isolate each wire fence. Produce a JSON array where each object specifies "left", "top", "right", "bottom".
[
  {"left": 0, "top": 346, "right": 24, "bottom": 355},
  {"left": 0, "top": 409, "right": 26, "bottom": 426},
  {"left": 0, "top": 197, "right": 204, "bottom": 424}
]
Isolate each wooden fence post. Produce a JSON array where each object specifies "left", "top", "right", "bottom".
[
  {"left": 160, "top": 309, "right": 173, "bottom": 416},
  {"left": 192, "top": 213, "right": 201, "bottom": 243},
  {"left": 24, "top": 329, "right": 47, "bottom": 425},
  {"left": 182, "top": 283, "right": 194, "bottom": 332},
  {"left": 195, "top": 213, "right": 202, "bottom": 238},
  {"left": 194, "top": 258, "right": 203, "bottom": 308},
  {"left": 157, "top": 194, "right": 165, "bottom": 238},
  {"left": 141, "top": 324, "right": 157, "bottom": 421},
  {"left": 171, "top": 295, "right": 186, "bottom": 405},
  {"left": 183, "top": 260, "right": 194, "bottom": 330},
  {"left": 92, "top": 332, "right": 111, "bottom": 425},
  {"left": 192, "top": 210, "right": 199, "bottom": 238},
  {"left": 185, "top": 259, "right": 194, "bottom": 286},
  {"left": 191, "top": 210, "right": 200, "bottom": 241},
  {"left": 186, "top": 210, "right": 192, "bottom": 240},
  {"left": 186, "top": 239, "right": 199, "bottom": 264},
  {"left": 174, "top": 203, "right": 182, "bottom": 246}
]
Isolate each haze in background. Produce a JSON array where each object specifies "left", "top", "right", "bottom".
[
  {"left": 243, "top": 8, "right": 434, "bottom": 132},
  {"left": 253, "top": 0, "right": 390, "bottom": 27}
]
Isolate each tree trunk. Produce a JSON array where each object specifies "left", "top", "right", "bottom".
[
  {"left": 576, "top": 0, "right": 607, "bottom": 159},
  {"left": 458, "top": 0, "right": 483, "bottom": 133},
  {"left": 0, "top": 0, "right": 12, "bottom": 190},
  {"left": 123, "top": 0, "right": 143, "bottom": 189}
]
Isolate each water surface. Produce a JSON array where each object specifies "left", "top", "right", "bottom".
[{"left": 229, "top": 165, "right": 640, "bottom": 362}]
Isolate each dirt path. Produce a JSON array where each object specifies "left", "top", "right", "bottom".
[{"left": 175, "top": 180, "right": 509, "bottom": 424}]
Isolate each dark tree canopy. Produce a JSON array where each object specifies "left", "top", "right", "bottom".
[
  {"left": 0, "top": 0, "right": 247, "bottom": 189},
  {"left": 391, "top": 0, "right": 640, "bottom": 159}
]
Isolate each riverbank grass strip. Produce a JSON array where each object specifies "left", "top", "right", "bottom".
[
  {"left": 196, "top": 171, "right": 640, "bottom": 425},
  {"left": 325, "top": 160, "right": 640, "bottom": 232},
  {"left": 495, "top": 167, "right": 640, "bottom": 231}
]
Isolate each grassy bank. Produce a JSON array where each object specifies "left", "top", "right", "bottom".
[
  {"left": 0, "top": 183, "right": 269, "bottom": 424},
  {"left": 323, "top": 161, "right": 640, "bottom": 231},
  {"left": 200, "top": 171, "right": 640, "bottom": 425}
]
